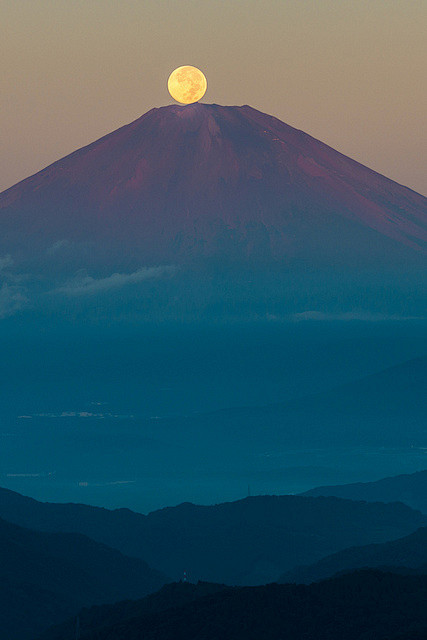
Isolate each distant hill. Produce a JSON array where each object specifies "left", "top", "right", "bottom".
[
  {"left": 181, "top": 356, "right": 427, "bottom": 447},
  {"left": 0, "top": 487, "right": 424, "bottom": 585},
  {"left": 302, "top": 469, "right": 427, "bottom": 512},
  {"left": 38, "top": 571, "right": 427, "bottom": 640},
  {"left": 280, "top": 527, "right": 427, "bottom": 584},
  {"left": 0, "top": 517, "right": 167, "bottom": 640}
]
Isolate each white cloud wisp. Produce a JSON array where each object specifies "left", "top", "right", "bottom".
[{"left": 53, "top": 265, "right": 176, "bottom": 296}]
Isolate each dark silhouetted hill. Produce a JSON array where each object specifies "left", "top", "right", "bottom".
[
  {"left": 0, "top": 488, "right": 424, "bottom": 585},
  {"left": 0, "top": 517, "right": 167, "bottom": 640},
  {"left": 302, "top": 469, "right": 427, "bottom": 512},
  {"left": 280, "top": 527, "right": 427, "bottom": 584},
  {"left": 38, "top": 581, "right": 228, "bottom": 640},
  {"left": 38, "top": 571, "right": 427, "bottom": 640}
]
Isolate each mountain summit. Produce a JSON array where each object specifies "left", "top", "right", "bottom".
[{"left": 1, "top": 104, "right": 426, "bottom": 269}]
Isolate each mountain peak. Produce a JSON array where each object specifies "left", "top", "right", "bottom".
[{"left": 0, "top": 104, "right": 425, "bottom": 271}]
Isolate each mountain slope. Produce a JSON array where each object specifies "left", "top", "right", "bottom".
[
  {"left": 0, "top": 488, "right": 424, "bottom": 585},
  {"left": 302, "top": 469, "right": 427, "bottom": 512},
  {"left": 0, "top": 103, "right": 425, "bottom": 269},
  {"left": 38, "top": 571, "right": 427, "bottom": 640},
  {"left": 280, "top": 527, "right": 427, "bottom": 584},
  {"left": 0, "top": 104, "right": 425, "bottom": 320},
  {"left": 0, "top": 517, "right": 167, "bottom": 640}
]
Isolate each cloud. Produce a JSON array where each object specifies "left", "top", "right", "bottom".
[
  {"left": 0, "top": 254, "right": 36, "bottom": 285},
  {"left": 5, "top": 471, "right": 55, "bottom": 478},
  {"left": 78, "top": 480, "right": 136, "bottom": 488},
  {"left": 46, "top": 239, "right": 70, "bottom": 255},
  {"left": 24, "top": 411, "right": 135, "bottom": 419},
  {"left": 0, "top": 254, "right": 13, "bottom": 271},
  {"left": 6, "top": 473, "right": 43, "bottom": 478},
  {"left": 53, "top": 265, "right": 176, "bottom": 296},
  {"left": 0, "top": 283, "right": 28, "bottom": 318},
  {"left": 266, "top": 310, "right": 425, "bottom": 322}
]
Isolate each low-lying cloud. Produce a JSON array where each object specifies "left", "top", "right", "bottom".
[
  {"left": 0, "top": 282, "right": 28, "bottom": 318},
  {"left": 46, "top": 239, "right": 71, "bottom": 255},
  {"left": 53, "top": 265, "right": 176, "bottom": 296},
  {"left": 266, "top": 310, "right": 425, "bottom": 322},
  {"left": 0, "top": 254, "right": 13, "bottom": 271}
]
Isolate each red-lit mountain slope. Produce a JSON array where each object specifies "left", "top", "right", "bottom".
[{"left": 1, "top": 104, "right": 426, "bottom": 270}]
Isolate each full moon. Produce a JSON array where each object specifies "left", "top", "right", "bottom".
[{"left": 168, "top": 66, "right": 207, "bottom": 104}]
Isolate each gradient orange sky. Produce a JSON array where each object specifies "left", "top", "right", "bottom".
[{"left": 1, "top": 0, "right": 426, "bottom": 194}]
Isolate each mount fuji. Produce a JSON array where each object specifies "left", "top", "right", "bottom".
[{"left": 0, "top": 104, "right": 425, "bottom": 319}]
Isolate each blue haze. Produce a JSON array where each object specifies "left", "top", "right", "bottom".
[{"left": 0, "top": 318, "right": 425, "bottom": 513}]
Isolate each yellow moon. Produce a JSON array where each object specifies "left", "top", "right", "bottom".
[{"left": 168, "top": 66, "right": 207, "bottom": 104}]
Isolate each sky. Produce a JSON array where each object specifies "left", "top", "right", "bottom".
[{"left": 1, "top": 0, "right": 426, "bottom": 195}]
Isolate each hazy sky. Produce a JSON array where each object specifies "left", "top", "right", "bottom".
[{"left": 1, "top": 0, "right": 426, "bottom": 194}]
